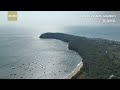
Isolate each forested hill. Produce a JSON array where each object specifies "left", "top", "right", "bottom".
[{"left": 40, "top": 33, "right": 120, "bottom": 79}]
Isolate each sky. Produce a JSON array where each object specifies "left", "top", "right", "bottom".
[{"left": 0, "top": 11, "right": 120, "bottom": 28}]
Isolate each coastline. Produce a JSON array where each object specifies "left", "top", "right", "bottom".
[
  {"left": 40, "top": 32, "right": 120, "bottom": 79},
  {"left": 65, "top": 60, "right": 83, "bottom": 79},
  {"left": 40, "top": 33, "right": 84, "bottom": 79},
  {"left": 64, "top": 49, "right": 83, "bottom": 79}
]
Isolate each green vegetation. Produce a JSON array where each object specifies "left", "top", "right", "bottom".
[{"left": 40, "top": 33, "right": 120, "bottom": 79}]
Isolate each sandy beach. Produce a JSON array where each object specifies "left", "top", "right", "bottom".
[{"left": 65, "top": 59, "right": 83, "bottom": 79}]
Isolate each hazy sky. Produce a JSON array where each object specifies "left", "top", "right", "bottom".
[{"left": 0, "top": 11, "right": 120, "bottom": 28}]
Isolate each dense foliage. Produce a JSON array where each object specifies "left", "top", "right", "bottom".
[{"left": 40, "top": 33, "right": 120, "bottom": 79}]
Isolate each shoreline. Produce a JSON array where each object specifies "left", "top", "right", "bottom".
[
  {"left": 65, "top": 60, "right": 83, "bottom": 79},
  {"left": 40, "top": 32, "right": 120, "bottom": 79},
  {"left": 64, "top": 49, "right": 83, "bottom": 79},
  {"left": 40, "top": 33, "right": 84, "bottom": 79}
]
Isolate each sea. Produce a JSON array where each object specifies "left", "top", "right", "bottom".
[{"left": 0, "top": 25, "right": 120, "bottom": 79}]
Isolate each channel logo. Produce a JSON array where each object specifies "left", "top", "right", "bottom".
[{"left": 8, "top": 11, "right": 17, "bottom": 21}]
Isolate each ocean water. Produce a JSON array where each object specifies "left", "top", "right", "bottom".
[
  {"left": 0, "top": 25, "right": 120, "bottom": 79},
  {"left": 65, "top": 26, "right": 120, "bottom": 42},
  {"left": 0, "top": 26, "right": 81, "bottom": 79}
]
